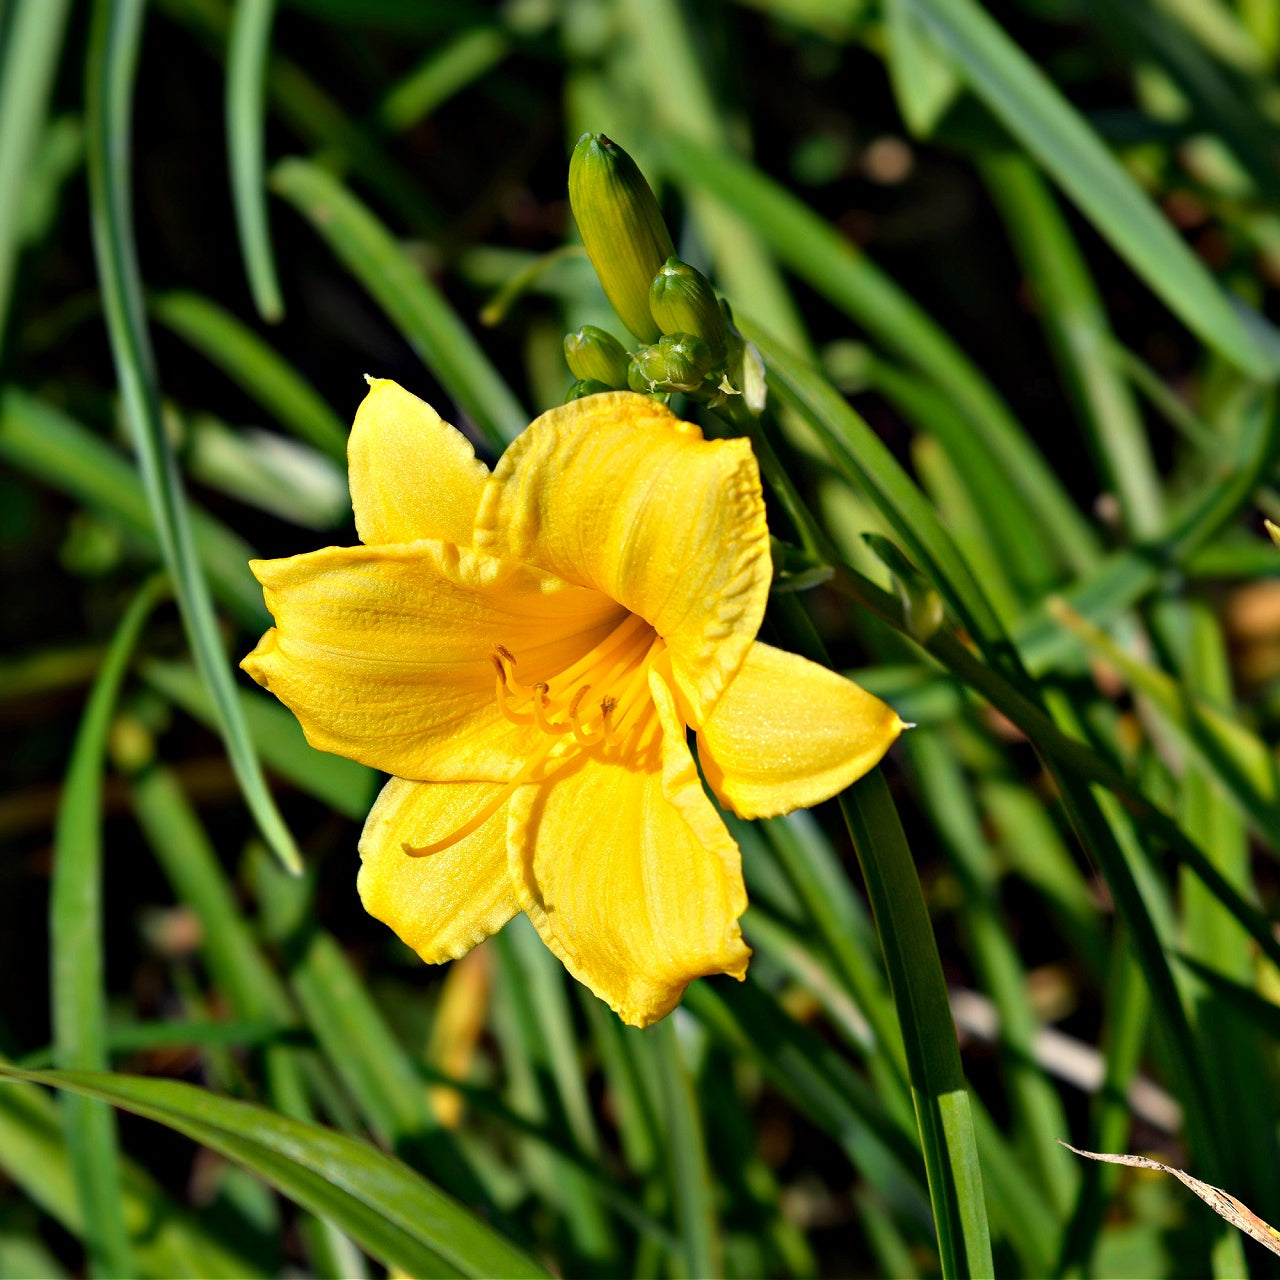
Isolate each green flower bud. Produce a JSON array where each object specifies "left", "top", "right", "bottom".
[
  {"left": 564, "top": 325, "right": 630, "bottom": 387},
  {"left": 630, "top": 333, "right": 713, "bottom": 394},
  {"left": 565, "top": 378, "right": 613, "bottom": 401},
  {"left": 568, "top": 134, "right": 674, "bottom": 344},
  {"left": 648, "top": 257, "right": 727, "bottom": 364},
  {"left": 626, "top": 355, "right": 651, "bottom": 394}
]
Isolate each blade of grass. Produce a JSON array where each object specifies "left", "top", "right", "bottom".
[
  {"left": 904, "top": 0, "right": 1280, "bottom": 379},
  {"left": 85, "top": 0, "right": 299, "bottom": 871},
  {"left": 1057, "top": 933, "right": 1150, "bottom": 1276},
  {"left": 912, "top": 434, "right": 1021, "bottom": 626},
  {"left": 269, "top": 156, "right": 525, "bottom": 451},
  {"left": 494, "top": 921, "right": 614, "bottom": 1260},
  {"left": 905, "top": 729, "right": 1075, "bottom": 1218},
  {"left": 226, "top": 0, "right": 282, "bottom": 321},
  {"left": 21, "top": 1020, "right": 303, "bottom": 1067},
  {"left": 745, "top": 375, "right": 1280, "bottom": 977},
  {"left": 884, "top": 0, "right": 962, "bottom": 136},
  {"left": 247, "top": 845, "right": 500, "bottom": 1209},
  {"left": 683, "top": 979, "right": 928, "bottom": 1207},
  {"left": 376, "top": 25, "right": 509, "bottom": 132},
  {"left": 840, "top": 772, "right": 993, "bottom": 1280},
  {"left": 0, "top": 390, "right": 267, "bottom": 631},
  {"left": 154, "top": 0, "right": 443, "bottom": 235},
  {"left": 981, "top": 151, "right": 1164, "bottom": 539},
  {"left": 488, "top": 930, "right": 614, "bottom": 1265},
  {"left": 849, "top": 348, "right": 1055, "bottom": 594},
  {"left": 149, "top": 291, "right": 348, "bottom": 462},
  {"left": 139, "top": 658, "right": 376, "bottom": 821},
  {"left": 1168, "top": 603, "right": 1279, "bottom": 1217},
  {"left": 0, "top": 1066, "right": 549, "bottom": 1279},
  {"left": 1084, "top": 0, "right": 1280, "bottom": 205},
  {"left": 51, "top": 575, "right": 165, "bottom": 1279},
  {"left": 1048, "top": 598, "right": 1280, "bottom": 848},
  {"left": 0, "top": 1075, "right": 267, "bottom": 1277},
  {"left": 0, "top": 0, "right": 73, "bottom": 338},
  {"left": 650, "top": 1016, "right": 721, "bottom": 1280},
  {"left": 122, "top": 758, "right": 370, "bottom": 1272}
]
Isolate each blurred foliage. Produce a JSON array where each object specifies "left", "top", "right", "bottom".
[{"left": 4, "top": 0, "right": 1280, "bottom": 1276}]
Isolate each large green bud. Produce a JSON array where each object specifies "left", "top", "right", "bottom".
[
  {"left": 564, "top": 325, "right": 630, "bottom": 388},
  {"left": 568, "top": 134, "right": 674, "bottom": 344},
  {"left": 628, "top": 333, "right": 713, "bottom": 394},
  {"left": 648, "top": 257, "right": 727, "bottom": 364}
]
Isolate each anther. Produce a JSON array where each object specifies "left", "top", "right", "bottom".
[{"left": 492, "top": 647, "right": 535, "bottom": 725}]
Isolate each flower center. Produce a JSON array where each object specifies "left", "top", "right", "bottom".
[
  {"left": 491, "top": 611, "right": 661, "bottom": 749},
  {"left": 402, "top": 613, "right": 665, "bottom": 858}
]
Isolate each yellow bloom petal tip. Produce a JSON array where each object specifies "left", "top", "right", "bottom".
[{"left": 242, "top": 383, "right": 901, "bottom": 1025}]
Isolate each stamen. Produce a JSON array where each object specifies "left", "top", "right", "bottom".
[
  {"left": 492, "top": 651, "right": 535, "bottom": 725},
  {"left": 489, "top": 616, "right": 665, "bottom": 755},
  {"left": 531, "top": 682, "right": 570, "bottom": 735},
  {"left": 568, "top": 687, "right": 605, "bottom": 747},
  {"left": 551, "top": 612, "right": 650, "bottom": 689},
  {"left": 604, "top": 639, "right": 665, "bottom": 744}
]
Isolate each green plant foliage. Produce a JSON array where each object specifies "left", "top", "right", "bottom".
[{"left": 4, "top": 1, "right": 1280, "bottom": 1276}]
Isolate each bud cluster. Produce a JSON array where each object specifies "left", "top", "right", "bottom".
[{"left": 564, "top": 133, "right": 752, "bottom": 407}]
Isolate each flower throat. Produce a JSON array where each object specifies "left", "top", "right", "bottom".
[{"left": 402, "top": 612, "right": 665, "bottom": 858}]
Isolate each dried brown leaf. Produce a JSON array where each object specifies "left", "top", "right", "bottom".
[{"left": 1060, "top": 1141, "right": 1280, "bottom": 1258}]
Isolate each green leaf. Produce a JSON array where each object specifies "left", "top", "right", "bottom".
[
  {"left": 650, "top": 1017, "right": 720, "bottom": 1279},
  {"left": 884, "top": 0, "right": 962, "bottom": 137},
  {"left": 150, "top": 290, "right": 348, "bottom": 462},
  {"left": 226, "top": 0, "right": 283, "bottom": 321},
  {"left": 0, "top": 0, "right": 73, "bottom": 333},
  {"left": 904, "top": 0, "right": 1280, "bottom": 379},
  {"left": 981, "top": 151, "right": 1163, "bottom": 539},
  {"left": 51, "top": 577, "right": 165, "bottom": 1278},
  {"left": 376, "top": 25, "right": 509, "bottom": 132},
  {"left": 85, "top": 0, "right": 299, "bottom": 871},
  {"left": 841, "top": 774, "right": 993, "bottom": 1280},
  {"left": 0, "top": 391, "right": 267, "bottom": 632},
  {"left": 270, "top": 156, "right": 526, "bottom": 451},
  {"left": 139, "top": 658, "right": 376, "bottom": 821},
  {"left": 0, "top": 1066, "right": 550, "bottom": 1279},
  {"left": 0, "top": 1076, "right": 265, "bottom": 1277}
]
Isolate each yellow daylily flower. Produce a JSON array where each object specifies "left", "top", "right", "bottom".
[{"left": 242, "top": 380, "right": 904, "bottom": 1026}]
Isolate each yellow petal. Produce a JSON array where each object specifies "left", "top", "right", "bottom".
[
  {"left": 242, "top": 540, "right": 624, "bottom": 781},
  {"left": 349, "top": 378, "right": 489, "bottom": 546},
  {"left": 358, "top": 777, "right": 517, "bottom": 962},
  {"left": 509, "top": 667, "right": 749, "bottom": 1027},
  {"left": 698, "top": 641, "right": 905, "bottom": 820},
  {"left": 474, "top": 391, "right": 770, "bottom": 723}
]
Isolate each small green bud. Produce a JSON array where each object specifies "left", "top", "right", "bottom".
[
  {"left": 630, "top": 333, "right": 713, "bottom": 394},
  {"left": 568, "top": 134, "right": 675, "bottom": 343},
  {"left": 627, "top": 355, "right": 651, "bottom": 395},
  {"left": 564, "top": 325, "right": 630, "bottom": 387},
  {"left": 566, "top": 378, "right": 613, "bottom": 401},
  {"left": 648, "top": 257, "right": 727, "bottom": 364}
]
